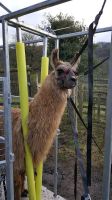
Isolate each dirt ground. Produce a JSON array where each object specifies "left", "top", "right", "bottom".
[
  {"left": 42, "top": 107, "right": 112, "bottom": 200},
  {"left": 43, "top": 145, "right": 112, "bottom": 200}
]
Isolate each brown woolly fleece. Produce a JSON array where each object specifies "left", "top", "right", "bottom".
[{"left": 28, "top": 72, "right": 68, "bottom": 166}]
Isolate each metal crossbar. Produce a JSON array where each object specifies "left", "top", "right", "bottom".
[
  {"left": 8, "top": 20, "right": 57, "bottom": 38},
  {"left": 0, "top": 0, "right": 111, "bottom": 199},
  {"left": 0, "top": 0, "right": 71, "bottom": 21},
  {"left": 57, "top": 26, "right": 112, "bottom": 39},
  {"left": 0, "top": 2, "right": 11, "bottom": 13}
]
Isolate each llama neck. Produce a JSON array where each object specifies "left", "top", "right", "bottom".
[{"left": 30, "top": 73, "right": 68, "bottom": 112}]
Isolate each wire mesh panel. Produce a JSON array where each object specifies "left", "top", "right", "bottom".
[
  {"left": 1, "top": 19, "right": 14, "bottom": 200},
  {"left": 0, "top": 79, "right": 6, "bottom": 200}
]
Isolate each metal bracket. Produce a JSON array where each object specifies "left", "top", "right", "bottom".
[
  {"left": 81, "top": 194, "right": 91, "bottom": 200},
  {"left": 8, "top": 93, "right": 12, "bottom": 104},
  {"left": 10, "top": 153, "right": 15, "bottom": 162}
]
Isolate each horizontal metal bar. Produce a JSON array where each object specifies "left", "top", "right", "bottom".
[
  {"left": 0, "top": 137, "right": 5, "bottom": 144},
  {"left": 0, "top": 94, "right": 33, "bottom": 101},
  {"left": 0, "top": 77, "right": 5, "bottom": 82},
  {"left": 0, "top": 38, "right": 43, "bottom": 49},
  {"left": 8, "top": 20, "right": 57, "bottom": 38},
  {"left": 0, "top": 0, "right": 71, "bottom": 20},
  {"left": 0, "top": 160, "right": 6, "bottom": 165},
  {"left": 19, "top": 38, "right": 43, "bottom": 44},
  {"left": 0, "top": 2, "right": 11, "bottom": 13},
  {"left": 0, "top": 110, "right": 4, "bottom": 115},
  {"left": 57, "top": 26, "right": 112, "bottom": 39}
]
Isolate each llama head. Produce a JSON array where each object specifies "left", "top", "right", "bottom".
[{"left": 51, "top": 49, "right": 80, "bottom": 89}]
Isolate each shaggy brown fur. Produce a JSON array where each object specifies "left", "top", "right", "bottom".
[
  {"left": 28, "top": 72, "right": 68, "bottom": 166},
  {"left": 0, "top": 49, "right": 80, "bottom": 199}
]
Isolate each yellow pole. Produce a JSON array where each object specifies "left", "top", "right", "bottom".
[
  {"left": 16, "top": 42, "right": 36, "bottom": 200},
  {"left": 35, "top": 56, "right": 49, "bottom": 200}
]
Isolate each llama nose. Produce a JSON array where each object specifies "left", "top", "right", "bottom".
[{"left": 71, "top": 76, "right": 76, "bottom": 82}]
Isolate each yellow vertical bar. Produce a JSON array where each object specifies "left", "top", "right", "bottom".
[
  {"left": 16, "top": 42, "right": 36, "bottom": 200},
  {"left": 35, "top": 56, "right": 49, "bottom": 200}
]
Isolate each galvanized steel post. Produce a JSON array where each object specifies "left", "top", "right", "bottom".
[
  {"left": 2, "top": 19, "right": 14, "bottom": 200},
  {"left": 53, "top": 39, "right": 59, "bottom": 197},
  {"left": 102, "top": 32, "right": 112, "bottom": 200}
]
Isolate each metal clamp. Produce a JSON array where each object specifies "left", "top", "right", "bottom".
[
  {"left": 8, "top": 93, "right": 12, "bottom": 104},
  {"left": 81, "top": 194, "right": 91, "bottom": 200},
  {"left": 10, "top": 153, "right": 15, "bottom": 162}
]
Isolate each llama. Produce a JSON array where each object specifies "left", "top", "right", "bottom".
[{"left": 0, "top": 49, "right": 80, "bottom": 199}]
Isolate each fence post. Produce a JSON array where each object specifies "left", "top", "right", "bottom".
[{"left": 102, "top": 32, "right": 112, "bottom": 200}]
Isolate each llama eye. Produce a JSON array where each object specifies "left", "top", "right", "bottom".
[
  {"left": 57, "top": 69, "right": 64, "bottom": 75},
  {"left": 73, "top": 71, "right": 79, "bottom": 76}
]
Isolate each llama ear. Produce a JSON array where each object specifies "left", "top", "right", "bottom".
[
  {"left": 51, "top": 48, "right": 59, "bottom": 69},
  {"left": 71, "top": 55, "right": 81, "bottom": 71}
]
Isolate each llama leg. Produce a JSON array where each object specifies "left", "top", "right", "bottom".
[
  {"left": 21, "top": 176, "right": 28, "bottom": 197},
  {"left": 14, "top": 184, "right": 21, "bottom": 200},
  {"left": 14, "top": 173, "right": 25, "bottom": 200}
]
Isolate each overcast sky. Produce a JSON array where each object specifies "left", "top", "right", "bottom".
[{"left": 0, "top": 0, "right": 112, "bottom": 43}]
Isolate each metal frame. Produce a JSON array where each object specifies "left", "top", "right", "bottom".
[
  {"left": 0, "top": 0, "right": 71, "bottom": 21},
  {"left": 43, "top": 37, "right": 48, "bottom": 57},
  {"left": 0, "top": 1, "right": 71, "bottom": 200},
  {"left": 0, "top": 0, "right": 112, "bottom": 200},
  {"left": 0, "top": 38, "right": 43, "bottom": 49},
  {"left": 57, "top": 26, "right": 112, "bottom": 39},
  {"left": 2, "top": 19, "right": 14, "bottom": 200},
  {"left": 0, "top": 2, "right": 11, "bottom": 13},
  {"left": 9, "top": 20, "right": 57, "bottom": 38},
  {"left": 102, "top": 32, "right": 112, "bottom": 200},
  {"left": 53, "top": 39, "right": 59, "bottom": 198}
]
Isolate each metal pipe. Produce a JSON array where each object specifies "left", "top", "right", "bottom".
[
  {"left": 8, "top": 20, "right": 57, "bottom": 38},
  {"left": 0, "top": 0, "right": 71, "bottom": 20},
  {"left": 16, "top": 25, "right": 22, "bottom": 42},
  {"left": 0, "top": 38, "right": 43, "bottom": 49},
  {"left": 1, "top": 25, "right": 111, "bottom": 48},
  {"left": 43, "top": 37, "right": 48, "bottom": 57},
  {"left": 53, "top": 39, "right": 59, "bottom": 198},
  {"left": 57, "top": 26, "right": 112, "bottom": 39},
  {"left": 2, "top": 24, "right": 112, "bottom": 49},
  {"left": 102, "top": 32, "right": 112, "bottom": 200},
  {"left": 0, "top": 77, "right": 4, "bottom": 81},
  {"left": 0, "top": 94, "right": 33, "bottom": 101},
  {"left": 55, "top": 39, "right": 59, "bottom": 49},
  {"left": 54, "top": 129, "right": 60, "bottom": 197},
  {"left": 2, "top": 19, "right": 14, "bottom": 200},
  {"left": 0, "top": 2, "right": 11, "bottom": 13}
]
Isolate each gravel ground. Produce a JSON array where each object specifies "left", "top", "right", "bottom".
[
  {"left": 21, "top": 186, "right": 66, "bottom": 200},
  {"left": 41, "top": 186, "right": 66, "bottom": 200},
  {"left": 0, "top": 184, "right": 66, "bottom": 200}
]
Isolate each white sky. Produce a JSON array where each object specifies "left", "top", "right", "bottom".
[{"left": 0, "top": 0, "right": 112, "bottom": 43}]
